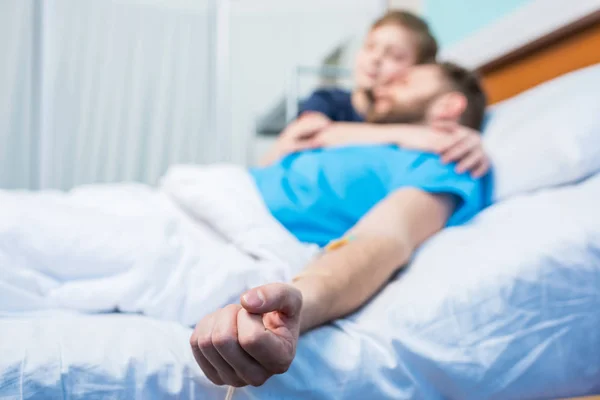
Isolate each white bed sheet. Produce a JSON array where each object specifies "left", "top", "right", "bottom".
[
  {"left": 1, "top": 173, "right": 600, "bottom": 399},
  {"left": 0, "top": 311, "right": 215, "bottom": 400}
]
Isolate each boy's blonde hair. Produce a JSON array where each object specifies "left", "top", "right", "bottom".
[{"left": 371, "top": 11, "right": 438, "bottom": 64}]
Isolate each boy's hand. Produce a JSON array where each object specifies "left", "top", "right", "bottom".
[
  {"left": 431, "top": 121, "right": 490, "bottom": 178},
  {"left": 260, "top": 113, "right": 331, "bottom": 166},
  {"left": 283, "top": 112, "right": 331, "bottom": 144}
]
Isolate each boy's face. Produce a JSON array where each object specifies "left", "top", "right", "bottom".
[{"left": 354, "top": 24, "right": 419, "bottom": 90}]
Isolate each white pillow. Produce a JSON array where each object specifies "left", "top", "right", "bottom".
[{"left": 483, "top": 63, "right": 600, "bottom": 202}]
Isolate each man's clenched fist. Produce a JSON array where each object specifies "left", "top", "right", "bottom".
[{"left": 190, "top": 283, "right": 303, "bottom": 387}]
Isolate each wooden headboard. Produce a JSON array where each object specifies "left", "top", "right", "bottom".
[{"left": 477, "top": 10, "right": 600, "bottom": 105}]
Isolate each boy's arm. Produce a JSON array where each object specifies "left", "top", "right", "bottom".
[
  {"left": 316, "top": 122, "right": 490, "bottom": 178},
  {"left": 258, "top": 112, "right": 331, "bottom": 167},
  {"left": 316, "top": 122, "right": 448, "bottom": 151},
  {"left": 258, "top": 87, "right": 346, "bottom": 166},
  {"left": 259, "top": 120, "right": 407, "bottom": 168}
]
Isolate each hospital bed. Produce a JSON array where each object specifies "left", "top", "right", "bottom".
[{"left": 2, "top": 9, "right": 600, "bottom": 400}]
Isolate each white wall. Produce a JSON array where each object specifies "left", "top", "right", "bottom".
[{"left": 388, "top": 0, "right": 423, "bottom": 13}]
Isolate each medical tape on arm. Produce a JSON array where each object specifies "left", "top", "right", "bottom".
[{"left": 291, "top": 234, "right": 356, "bottom": 282}]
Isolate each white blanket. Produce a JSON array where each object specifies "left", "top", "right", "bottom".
[
  {"left": 0, "top": 164, "right": 319, "bottom": 326},
  {"left": 2, "top": 173, "right": 599, "bottom": 399}
]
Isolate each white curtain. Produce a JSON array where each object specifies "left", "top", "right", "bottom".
[
  {"left": 0, "top": 0, "right": 37, "bottom": 189},
  {"left": 0, "top": 0, "right": 386, "bottom": 190},
  {"left": 41, "top": 0, "right": 217, "bottom": 189}
]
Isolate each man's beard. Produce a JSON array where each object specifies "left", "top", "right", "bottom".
[{"left": 365, "top": 94, "right": 434, "bottom": 125}]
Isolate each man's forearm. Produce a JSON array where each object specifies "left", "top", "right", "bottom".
[
  {"left": 292, "top": 234, "right": 410, "bottom": 333},
  {"left": 290, "top": 188, "right": 454, "bottom": 333}
]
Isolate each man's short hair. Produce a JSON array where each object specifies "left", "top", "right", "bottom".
[
  {"left": 438, "top": 62, "right": 487, "bottom": 130},
  {"left": 371, "top": 11, "right": 438, "bottom": 64}
]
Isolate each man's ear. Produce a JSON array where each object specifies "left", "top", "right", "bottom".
[{"left": 428, "top": 92, "right": 467, "bottom": 122}]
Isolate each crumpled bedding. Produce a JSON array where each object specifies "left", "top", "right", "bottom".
[
  {"left": 0, "top": 164, "right": 319, "bottom": 326},
  {"left": 0, "top": 169, "right": 599, "bottom": 399}
]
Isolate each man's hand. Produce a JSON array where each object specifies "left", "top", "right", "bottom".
[
  {"left": 190, "top": 283, "right": 303, "bottom": 387},
  {"left": 431, "top": 121, "right": 490, "bottom": 178}
]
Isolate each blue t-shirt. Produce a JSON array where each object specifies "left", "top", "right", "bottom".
[
  {"left": 299, "top": 88, "right": 364, "bottom": 122},
  {"left": 250, "top": 145, "right": 484, "bottom": 247}
]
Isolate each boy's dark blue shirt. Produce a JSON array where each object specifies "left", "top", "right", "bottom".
[{"left": 298, "top": 88, "right": 364, "bottom": 122}]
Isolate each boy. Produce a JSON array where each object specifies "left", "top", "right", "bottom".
[{"left": 260, "top": 11, "right": 489, "bottom": 178}]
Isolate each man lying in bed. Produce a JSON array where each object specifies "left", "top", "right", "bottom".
[{"left": 190, "top": 61, "right": 488, "bottom": 387}]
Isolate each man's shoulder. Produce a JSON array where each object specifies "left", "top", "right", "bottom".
[
  {"left": 384, "top": 148, "right": 485, "bottom": 226},
  {"left": 375, "top": 147, "right": 443, "bottom": 166},
  {"left": 382, "top": 147, "right": 480, "bottom": 186}
]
